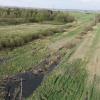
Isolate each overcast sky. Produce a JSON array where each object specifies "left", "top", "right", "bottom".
[{"left": 0, "top": 0, "right": 100, "bottom": 10}]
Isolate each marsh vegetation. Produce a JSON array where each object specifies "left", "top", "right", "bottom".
[{"left": 0, "top": 7, "right": 100, "bottom": 100}]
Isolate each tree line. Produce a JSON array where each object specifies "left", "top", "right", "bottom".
[{"left": 0, "top": 7, "right": 75, "bottom": 24}]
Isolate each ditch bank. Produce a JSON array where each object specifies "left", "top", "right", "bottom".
[{"left": 0, "top": 51, "right": 65, "bottom": 100}]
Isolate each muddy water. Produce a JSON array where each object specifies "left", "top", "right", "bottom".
[
  {"left": 16, "top": 72, "right": 44, "bottom": 98},
  {"left": 4, "top": 72, "right": 44, "bottom": 100}
]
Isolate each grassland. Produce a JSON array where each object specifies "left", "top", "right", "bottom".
[{"left": 0, "top": 12, "right": 100, "bottom": 100}]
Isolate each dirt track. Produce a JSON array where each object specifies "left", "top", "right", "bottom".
[{"left": 69, "top": 30, "right": 96, "bottom": 61}]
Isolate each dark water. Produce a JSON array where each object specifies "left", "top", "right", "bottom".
[
  {"left": 16, "top": 72, "right": 44, "bottom": 97},
  {"left": 5, "top": 72, "right": 44, "bottom": 100}
]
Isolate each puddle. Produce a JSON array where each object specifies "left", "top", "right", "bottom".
[
  {"left": 5, "top": 72, "right": 44, "bottom": 100},
  {"left": 15, "top": 72, "right": 44, "bottom": 98}
]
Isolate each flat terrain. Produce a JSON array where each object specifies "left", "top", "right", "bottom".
[{"left": 0, "top": 12, "right": 100, "bottom": 100}]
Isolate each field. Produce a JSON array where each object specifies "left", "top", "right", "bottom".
[{"left": 0, "top": 11, "right": 100, "bottom": 100}]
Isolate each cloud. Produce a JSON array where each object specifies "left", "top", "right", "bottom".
[
  {"left": 0, "top": 0, "right": 100, "bottom": 10},
  {"left": 81, "top": 0, "right": 91, "bottom": 2},
  {"left": 80, "top": 0, "right": 100, "bottom": 3}
]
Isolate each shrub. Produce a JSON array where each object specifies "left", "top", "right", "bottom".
[{"left": 54, "top": 13, "right": 75, "bottom": 23}]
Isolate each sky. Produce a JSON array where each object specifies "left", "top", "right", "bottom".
[{"left": 0, "top": 0, "right": 100, "bottom": 10}]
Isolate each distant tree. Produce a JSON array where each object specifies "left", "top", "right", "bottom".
[{"left": 7, "top": 8, "right": 11, "bottom": 16}]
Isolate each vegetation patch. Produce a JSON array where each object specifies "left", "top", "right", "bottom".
[
  {"left": 0, "top": 25, "right": 65, "bottom": 50},
  {"left": 29, "top": 59, "right": 87, "bottom": 100}
]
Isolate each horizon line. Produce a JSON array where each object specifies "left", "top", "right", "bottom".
[{"left": 0, "top": 5, "right": 100, "bottom": 12}]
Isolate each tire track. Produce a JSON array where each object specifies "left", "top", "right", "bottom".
[{"left": 69, "top": 31, "right": 96, "bottom": 62}]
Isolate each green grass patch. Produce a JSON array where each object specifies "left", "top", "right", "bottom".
[{"left": 28, "top": 58, "right": 87, "bottom": 100}]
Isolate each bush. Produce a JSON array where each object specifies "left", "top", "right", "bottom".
[{"left": 54, "top": 13, "right": 75, "bottom": 23}]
